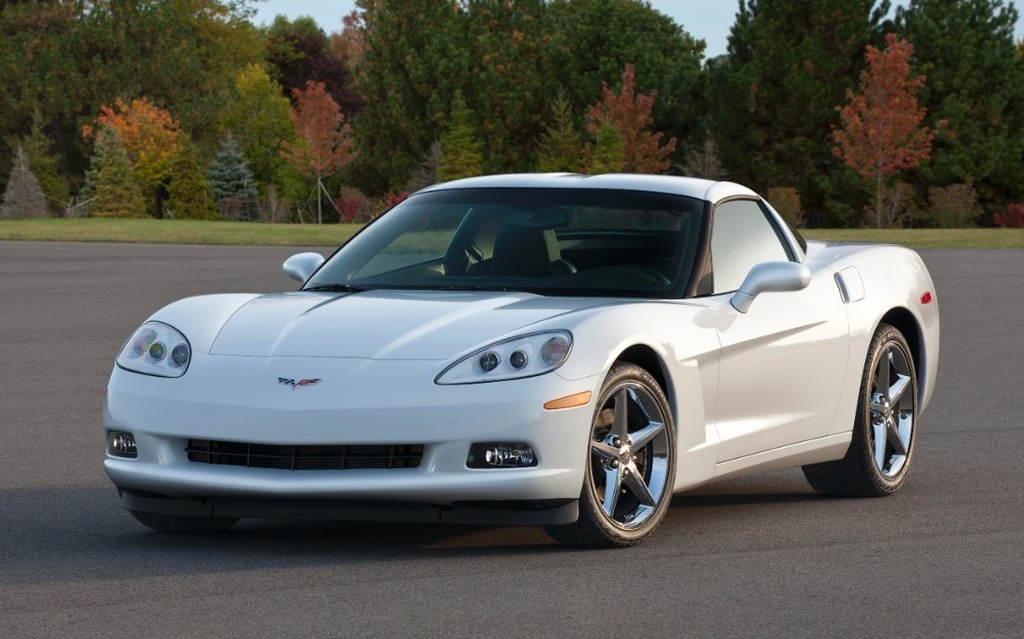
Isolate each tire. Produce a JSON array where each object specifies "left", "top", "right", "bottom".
[
  {"left": 545, "top": 363, "right": 675, "bottom": 548},
  {"left": 803, "top": 323, "right": 918, "bottom": 497},
  {"left": 129, "top": 510, "right": 239, "bottom": 533}
]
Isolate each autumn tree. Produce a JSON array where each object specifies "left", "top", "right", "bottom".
[
  {"left": 281, "top": 81, "right": 354, "bottom": 223},
  {"left": 82, "top": 126, "right": 147, "bottom": 219},
  {"left": 0, "top": 145, "right": 48, "bottom": 219},
  {"left": 85, "top": 97, "right": 182, "bottom": 189},
  {"left": 585, "top": 65, "right": 676, "bottom": 173},
  {"left": 833, "top": 34, "right": 935, "bottom": 228},
  {"left": 709, "top": 0, "right": 890, "bottom": 225}
]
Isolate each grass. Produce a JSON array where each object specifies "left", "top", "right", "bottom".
[{"left": 1, "top": 218, "right": 1023, "bottom": 249}]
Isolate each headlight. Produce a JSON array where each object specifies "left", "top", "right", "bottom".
[
  {"left": 116, "top": 321, "right": 191, "bottom": 378},
  {"left": 435, "top": 330, "right": 572, "bottom": 385}
]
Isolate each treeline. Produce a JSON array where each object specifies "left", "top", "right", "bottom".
[{"left": 1, "top": 0, "right": 1022, "bottom": 227}]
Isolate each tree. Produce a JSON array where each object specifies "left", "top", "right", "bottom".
[
  {"left": 896, "top": 0, "right": 1024, "bottom": 213},
  {"left": 437, "top": 92, "right": 483, "bottom": 182},
  {"left": 679, "top": 134, "right": 727, "bottom": 180},
  {"left": 221, "top": 63, "right": 295, "bottom": 187},
  {"left": 545, "top": 0, "right": 704, "bottom": 160},
  {"left": 165, "top": 136, "right": 215, "bottom": 220},
  {"left": 82, "top": 126, "right": 147, "bottom": 219},
  {"left": 709, "top": 0, "right": 891, "bottom": 226},
  {"left": 208, "top": 134, "right": 257, "bottom": 220},
  {"left": 17, "top": 109, "right": 69, "bottom": 216},
  {"left": 0, "top": 145, "right": 48, "bottom": 219},
  {"left": 833, "top": 34, "right": 936, "bottom": 228},
  {"left": 588, "top": 120, "right": 625, "bottom": 173},
  {"left": 263, "top": 15, "right": 363, "bottom": 119},
  {"left": 585, "top": 65, "right": 676, "bottom": 173},
  {"left": 536, "top": 89, "right": 583, "bottom": 173},
  {"left": 281, "top": 81, "right": 355, "bottom": 223},
  {"left": 85, "top": 97, "right": 181, "bottom": 189}
]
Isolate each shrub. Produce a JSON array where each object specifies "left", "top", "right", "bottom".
[{"left": 993, "top": 203, "right": 1024, "bottom": 228}]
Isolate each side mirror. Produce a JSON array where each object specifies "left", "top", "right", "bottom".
[
  {"left": 730, "top": 261, "right": 811, "bottom": 313},
  {"left": 283, "top": 252, "right": 325, "bottom": 283}
]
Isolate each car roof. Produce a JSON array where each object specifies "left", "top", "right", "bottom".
[{"left": 417, "top": 173, "right": 759, "bottom": 204}]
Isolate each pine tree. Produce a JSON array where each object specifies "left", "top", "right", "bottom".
[
  {"left": 0, "top": 145, "right": 48, "bottom": 219},
  {"left": 165, "top": 136, "right": 215, "bottom": 220},
  {"left": 21, "top": 110, "right": 69, "bottom": 216},
  {"left": 208, "top": 135, "right": 257, "bottom": 221},
  {"left": 82, "top": 127, "right": 146, "bottom": 218},
  {"left": 588, "top": 120, "right": 625, "bottom": 173},
  {"left": 437, "top": 92, "right": 483, "bottom": 182},
  {"left": 536, "top": 89, "right": 582, "bottom": 173}
]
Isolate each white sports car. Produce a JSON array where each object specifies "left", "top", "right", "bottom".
[{"left": 104, "top": 174, "right": 939, "bottom": 548}]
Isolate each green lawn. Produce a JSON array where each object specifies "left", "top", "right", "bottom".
[{"left": 1, "top": 218, "right": 1023, "bottom": 249}]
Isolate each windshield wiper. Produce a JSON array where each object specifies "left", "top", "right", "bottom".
[{"left": 303, "top": 283, "right": 370, "bottom": 293}]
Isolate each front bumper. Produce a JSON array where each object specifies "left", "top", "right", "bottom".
[{"left": 104, "top": 355, "right": 598, "bottom": 525}]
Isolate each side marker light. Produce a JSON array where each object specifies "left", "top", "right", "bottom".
[
  {"left": 543, "top": 391, "right": 592, "bottom": 410},
  {"left": 921, "top": 291, "right": 933, "bottom": 305}
]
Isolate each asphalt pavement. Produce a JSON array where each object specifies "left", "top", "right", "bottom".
[{"left": 0, "top": 240, "right": 1021, "bottom": 638}]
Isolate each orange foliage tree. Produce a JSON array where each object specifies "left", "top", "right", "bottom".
[
  {"left": 83, "top": 97, "right": 181, "bottom": 188},
  {"left": 281, "top": 81, "right": 355, "bottom": 223},
  {"left": 585, "top": 64, "right": 676, "bottom": 174},
  {"left": 833, "top": 33, "right": 936, "bottom": 228}
]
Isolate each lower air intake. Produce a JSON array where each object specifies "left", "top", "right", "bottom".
[{"left": 186, "top": 439, "right": 424, "bottom": 470}]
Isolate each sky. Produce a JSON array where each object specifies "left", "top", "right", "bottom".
[{"left": 252, "top": 0, "right": 1023, "bottom": 60}]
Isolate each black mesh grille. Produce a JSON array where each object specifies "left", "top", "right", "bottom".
[{"left": 186, "top": 439, "right": 423, "bottom": 470}]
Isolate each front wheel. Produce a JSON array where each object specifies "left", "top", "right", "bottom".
[
  {"left": 803, "top": 323, "right": 918, "bottom": 497},
  {"left": 545, "top": 363, "right": 675, "bottom": 548}
]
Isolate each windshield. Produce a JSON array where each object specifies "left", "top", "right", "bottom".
[{"left": 306, "top": 187, "right": 704, "bottom": 298}]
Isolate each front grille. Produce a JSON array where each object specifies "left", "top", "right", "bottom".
[{"left": 186, "top": 439, "right": 424, "bottom": 470}]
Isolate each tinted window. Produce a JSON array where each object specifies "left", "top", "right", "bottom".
[{"left": 710, "top": 199, "right": 791, "bottom": 294}]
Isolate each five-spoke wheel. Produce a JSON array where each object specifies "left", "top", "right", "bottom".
[
  {"left": 803, "top": 323, "right": 918, "bottom": 497},
  {"left": 546, "top": 362, "right": 675, "bottom": 547}
]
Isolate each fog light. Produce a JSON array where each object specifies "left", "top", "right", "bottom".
[
  {"left": 467, "top": 442, "right": 537, "bottom": 468},
  {"left": 108, "top": 431, "right": 137, "bottom": 458}
]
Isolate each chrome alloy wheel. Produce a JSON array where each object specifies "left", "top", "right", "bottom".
[
  {"left": 869, "top": 339, "right": 915, "bottom": 478},
  {"left": 589, "top": 384, "right": 671, "bottom": 530}
]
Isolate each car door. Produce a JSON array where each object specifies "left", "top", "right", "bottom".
[{"left": 701, "top": 198, "right": 850, "bottom": 462}]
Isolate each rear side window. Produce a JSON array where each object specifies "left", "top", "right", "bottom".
[{"left": 710, "top": 199, "right": 792, "bottom": 294}]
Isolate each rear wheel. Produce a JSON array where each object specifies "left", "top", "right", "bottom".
[
  {"left": 803, "top": 323, "right": 918, "bottom": 497},
  {"left": 545, "top": 363, "right": 675, "bottom": 548},
  {"left": 129, "top": 510, "right": 239, "bottom": 533}
]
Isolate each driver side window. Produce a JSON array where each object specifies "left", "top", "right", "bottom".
[{"left": 710, "top": 199, "right": 792, "bottom": 294}]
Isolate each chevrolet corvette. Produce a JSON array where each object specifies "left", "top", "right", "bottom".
[{"left": 103, "top": 174, "right": 939, "bottom": 548}]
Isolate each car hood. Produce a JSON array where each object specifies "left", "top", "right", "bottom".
[{"left": 207, "top": 290, "right": 608, "bottom": 360}]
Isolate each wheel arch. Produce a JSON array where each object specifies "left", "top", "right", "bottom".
[
  {"left": 877, "top": 307, "right": 926, "bottom": 403},
  {"left": 612, "top": 344, "right": 682, "bottom": 432}
]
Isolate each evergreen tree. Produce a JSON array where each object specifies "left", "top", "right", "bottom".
[
  {"left": 19, "top": 109, "right": 69, "bottom": 216},
  {"left": 83, "top": 126, "right": 147, "bottom": 219},
  {"left": 207, "top": 134, "right": 257, "bottom": 221},
  {"left": 536, "top": 89, "right": 583, "bottom": 173},
  {"left": 896, "top": 0, "right": 1024, "bottom": 212},
  {"left": 165, "top": 136, "right": 215, "bottom": 220},
  {"left": 437, "top": 92, "right": 483, "bottom": 182},
  {"left": 710, "top": 0, "right": 890, "bottom": 226},
  {"left": 0, "top": 144, "right": 48, "bottom": 219},
  {"left": 588, "top": 120, "right": 625, "bottom": 174}
]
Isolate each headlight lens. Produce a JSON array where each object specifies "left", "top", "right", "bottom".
[
  {"left": 116, "top": 322, "right": 191, "bottom": 378},
  {"left": 435, "top": 330, "right": 572, "bottom": 385}
]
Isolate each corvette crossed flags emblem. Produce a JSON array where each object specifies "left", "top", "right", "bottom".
[{"left": 278, "top": 377, "right": 322, "bottom": 390}]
